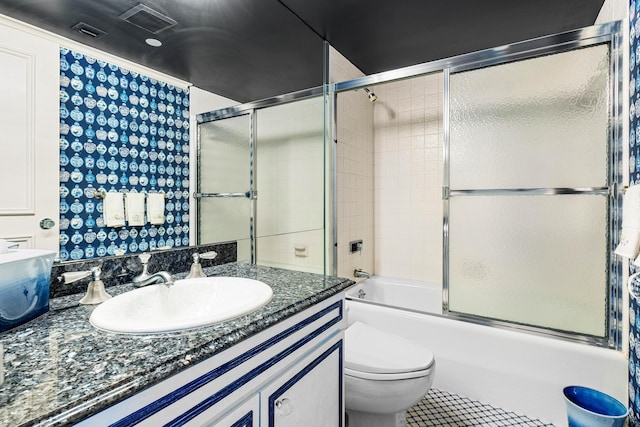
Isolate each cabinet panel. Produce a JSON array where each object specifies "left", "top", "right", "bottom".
[
  {"left": 0, "top": 22, "right": 59, "bottom": 250},
  {"left": 208, "top": 394, "right": 258, "bottom": 427},
  {"left": 261, "top": 334, "right": 343, "bottom": 427}
]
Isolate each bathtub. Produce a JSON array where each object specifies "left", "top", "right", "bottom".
[
  {"left": 345, "top": 276, "right": 627, "bottom": 426},
  {"left": 346, "top": 276, "right": 443, "bottom": 314}
]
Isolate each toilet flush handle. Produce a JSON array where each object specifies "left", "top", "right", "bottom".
[{"left": 275, "top": 398, "right": 293, "bottom": 417}]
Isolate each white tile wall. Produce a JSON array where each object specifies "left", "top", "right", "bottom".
[
  {"left": 331, "top": 47, "right": 375, "bottom": 281},
  {"left": 373, "top": 74, "right": 444, "bottom": 282},
  {"left": 331, "top": 46, "right": 443, "bottom": 283}
]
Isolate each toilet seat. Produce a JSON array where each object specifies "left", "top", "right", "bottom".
[
  {"left": 345, "top": 321, "right": 435, "bottom": 380},
  {"left": 345, "top": 366, "right": 433, "bottom": 381}
]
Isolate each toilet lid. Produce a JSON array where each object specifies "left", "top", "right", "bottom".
[{"left": 345, "top": 321, "right": 435, "bottom": 375}]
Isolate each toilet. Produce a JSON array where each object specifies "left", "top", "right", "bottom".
[{"left": 345, "top": 321, "right": 436, "bottom": 427}]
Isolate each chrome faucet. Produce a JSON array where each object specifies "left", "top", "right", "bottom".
[
  {"left": 133, "top": 271, "right": 174, "bottom": 288},
  {"left": 354, "top": 269, "right": 370, "bottom": 279}
]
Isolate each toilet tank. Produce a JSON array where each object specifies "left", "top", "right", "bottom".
[{"left": 0, "top": 249, "right": 56, "bottom": 332}]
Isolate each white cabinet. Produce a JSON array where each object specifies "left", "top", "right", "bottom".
[
  {"left": 76, "top": 295, "right": 345, "bottom": 426},
  {"left": 261, "top": 334, "right": 343, "bottom": 427},
  {"left": 209, "top": 394, "right": 259, "bottom": 427}
]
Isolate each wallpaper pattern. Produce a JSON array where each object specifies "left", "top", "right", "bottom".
[{"left": 58, "top": 48, "right": 190, "bottom": 260}]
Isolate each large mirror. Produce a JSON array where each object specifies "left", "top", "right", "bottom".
[{"left": 0, "top": 2, "right": 326, "bottom": 262}]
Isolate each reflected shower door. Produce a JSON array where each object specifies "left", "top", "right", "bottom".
[
  {"left": 447, "top": 43, "right": 612, "bottom": 339},
  {"left": 197, "top": 114, "right": 253, "bottom": 262},
  {"left": 255, "top": 97, "right": 325, "bottom": 273}
]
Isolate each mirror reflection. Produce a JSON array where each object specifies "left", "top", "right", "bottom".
[
  {"left": 0, "top": 3, "right": 326, "bottom": 263},
  {"left": 197, "top": 95, "right": 326, "bottom": 274}
]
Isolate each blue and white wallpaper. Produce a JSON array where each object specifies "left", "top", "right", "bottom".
[
  {"left": 631, "top": 2, "right": 640, "bottom": 424},
  {"left": 59, "top": 48, "right": 191, "bottom": 261}
]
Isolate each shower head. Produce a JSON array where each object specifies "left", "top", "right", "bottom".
[{"left": 363, "top": 87, "right": 377, "bottom": 103}]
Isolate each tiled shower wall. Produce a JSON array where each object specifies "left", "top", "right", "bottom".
[
  {"left": 330, "top": 48, "right": 443, "bottom": 283},
  {"left": 330, "top": 47, "right": 375, "bottom": 281},
  {"left": 373, "top": 75, "right": 444, "bottom": 283}
]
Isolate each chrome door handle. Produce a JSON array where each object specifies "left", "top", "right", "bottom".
[{"left": 275, "top": 398, "right": 292, "bottom": 416}]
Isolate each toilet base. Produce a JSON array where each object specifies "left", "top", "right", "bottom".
[{"left": 346, "top": 409, "right": 407, "bottom": 427}]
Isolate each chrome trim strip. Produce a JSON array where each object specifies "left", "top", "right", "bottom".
[
  {"left": 193, "top": 192, "right": 251, "bottom": 199},
  {"left": 446, "top": 311, "right": 611, "bottom": 348},
  {"left": 609, "top": 25, "right": 624, "bottom": 350},
  {"left": 345, "top": 296, "right": 610, "bottom": 347},
  {"left": 333, "top": 21, "right": 621, "bottom": 93},
  {"left": 196, "top": 122, "right": 202, "bottom": 244},
  {"left": 198, "top": 87, "right": 324, "bottom": 123},
  {"left": 442, "top": 69, "right": 451, "bottom": 314},
  {"left": 448, "top": 187, "right": 610, "bottom": 197},
  {"left": 250, "top": 110, "right": 257, "bottom": 265},
  {"left": 330, "top": 87, "right": 338, "bottom": 276},
  {"left": 447, "top": 33, "right": 614, "bottom": 74}
]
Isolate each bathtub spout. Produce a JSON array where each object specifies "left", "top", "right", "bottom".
[{"left": 354, "top": 269, "right": 371, "bottom": 279}]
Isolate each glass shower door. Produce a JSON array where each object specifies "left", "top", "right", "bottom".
[
  {"left": 446, "top": 43, "right": 613, "bottom": 339},
  {"left": 197, "top": 113, "right": 254, "bottom": 262}
]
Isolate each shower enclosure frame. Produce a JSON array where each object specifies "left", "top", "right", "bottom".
[{"left": 333, "top": 21, "right": 624, "bottom": 349}]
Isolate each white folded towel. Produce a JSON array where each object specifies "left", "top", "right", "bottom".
[
  {"left": 125, "top": 192, "right": 146, "bottom": 226},
  {"left": 103, "top": 192, "right": 125, "bottom": 228},
  {"left": 147, "top": 193, "right": 165, "bottom": 225},
  {"left": 615, "top": 185, "right": 640, "bottom": 258}
]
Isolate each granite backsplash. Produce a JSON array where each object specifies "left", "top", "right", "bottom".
[{"left": 50, "top": 241, "right": 236, "bottom": 297}]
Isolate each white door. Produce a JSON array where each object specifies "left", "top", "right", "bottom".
[{"left": 0, "top": 20, "right": 59, "bottom": 251}]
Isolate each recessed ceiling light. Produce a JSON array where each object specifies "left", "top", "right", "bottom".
[{"left": 145, "top": 38, "right": 162, "bottom": 47}]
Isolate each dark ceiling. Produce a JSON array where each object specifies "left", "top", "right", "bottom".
[{"left": 0, "top": 0, "right": 605, "bottom": 103}]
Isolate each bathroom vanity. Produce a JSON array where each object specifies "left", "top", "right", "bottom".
[{"left": 0, "top": 262, "right": 353, "bottom": 426}]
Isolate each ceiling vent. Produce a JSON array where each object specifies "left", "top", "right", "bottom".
[
  {"left": 119, "top": 4, "right": 177, "bottom": 34},
  {"left": 71, "top": 22, "right": 108, "bottom": 39}
]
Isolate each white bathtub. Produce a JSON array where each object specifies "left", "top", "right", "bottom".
[
  {"left": 345, "top": 276, "right": 627, "bottom": 426},
  {"left": 346, "top": 276, "right": 442, "bottom": 314}
]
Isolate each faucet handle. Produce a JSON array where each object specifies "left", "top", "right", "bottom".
[
  {"left": 60, "top": 269, "right": 91, "bottom": 284},
  {"left": 198, "top": 251, "right": 217, "bottom": 260},
  {"left": 59, "top": 266, "right": 100, "bottom": 284},
  {"left": 139, "top": 252, "right": 151, "bottom": 265},
  {"left": 91, "top": 266, "right": 101, "bottom": 281},
  {"left": 187, "top": 251, "right": 215, "bottom": 279}
]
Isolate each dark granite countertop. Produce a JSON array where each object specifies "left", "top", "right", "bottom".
[{"left": 0, "top": 262, "right": 354, "bottom": 427}]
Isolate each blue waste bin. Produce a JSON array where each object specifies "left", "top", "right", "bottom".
[{"left": 563, "top": 386, "right": 628, "bottom": 427}]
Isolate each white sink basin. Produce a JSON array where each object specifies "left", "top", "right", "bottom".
[{"left": 89, "top": 277, "right": 273, "bottom": 334}]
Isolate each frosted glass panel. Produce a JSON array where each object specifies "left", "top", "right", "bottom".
[
  {"left": 450, "top": 44, "right": 609, "bottom": 189},
  {"left": 448, "top": 195, "right": 607, "bottom": 337},
  {"left": 199, "top": 115, "right": 250, "bottom": 193},
  {"left": 198, "top": 198, "right": 251, "bottom": 262}
]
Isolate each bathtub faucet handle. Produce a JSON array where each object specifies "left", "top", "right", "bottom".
[{"left": 354, "top": 269, "right": 370, "bottom": 279}]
